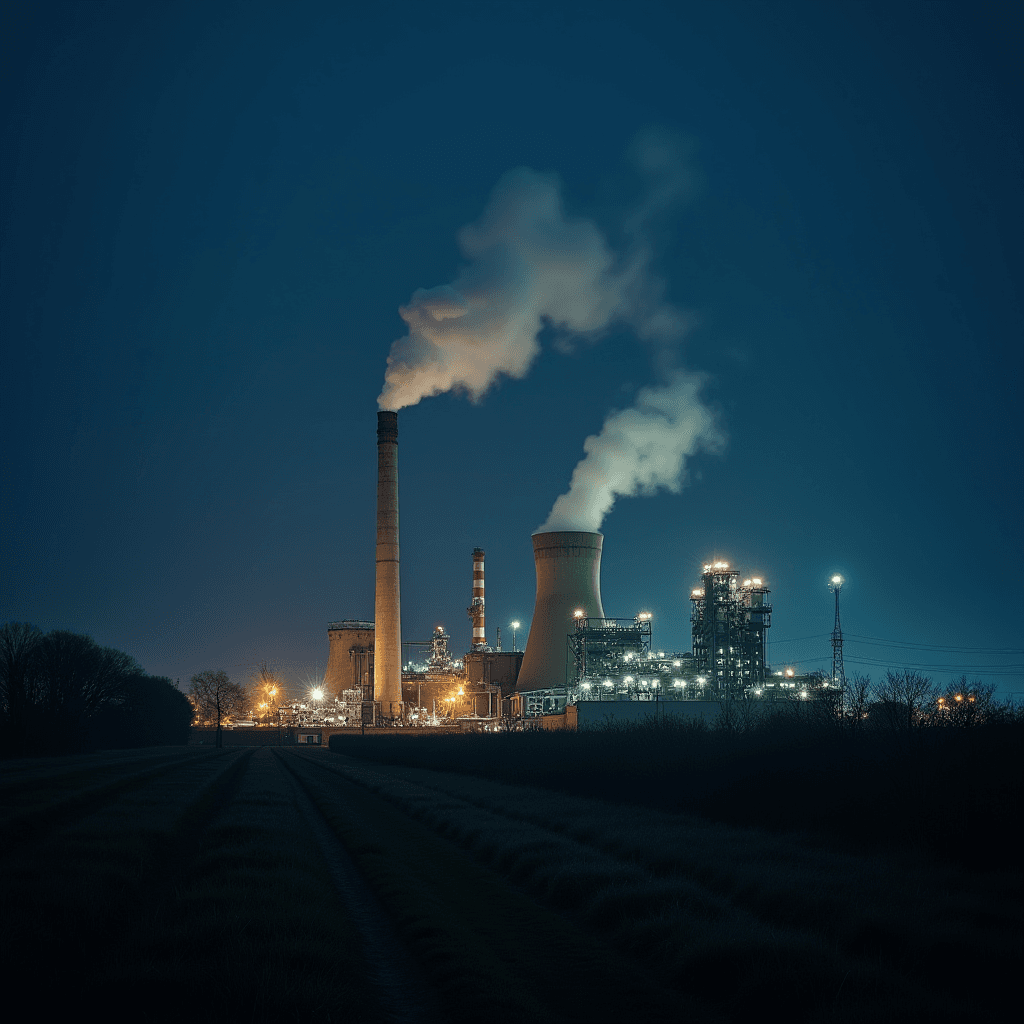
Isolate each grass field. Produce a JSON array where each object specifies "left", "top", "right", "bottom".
[{"left": 1, "top": 740, "right": 1018, "bottom": 1022}]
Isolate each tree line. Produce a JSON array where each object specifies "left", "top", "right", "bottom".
[{"left": 0, "top": 622, "right": 192, "bottom": 756}]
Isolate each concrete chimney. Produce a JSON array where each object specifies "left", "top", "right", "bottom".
[
  {"left": 468, "top": 547, "right": 486, "bottom": 649},
  {"left": 516, "top": 531, "right": 605, "bottom": 693},
  {"left": 374, "top": 411, "right": 403, "bottom": 718}
]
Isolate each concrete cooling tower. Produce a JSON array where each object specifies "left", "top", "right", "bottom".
[{"left": 516, "top": 531, "right": 605, "bottom": 693}]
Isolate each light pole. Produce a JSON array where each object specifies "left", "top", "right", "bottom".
[{"left": 511, "top": 621, "right": 520, "bottom": 652}]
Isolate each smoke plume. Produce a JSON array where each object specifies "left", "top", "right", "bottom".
[
  {"left": 378, "top": 144, "right": 688, "bottom": 411},
  {"left": 537, "top": 373, "right": 723, "bottom": 534},
  {"left": 379, "top": 130, "right": 725, "bottom": 533}
]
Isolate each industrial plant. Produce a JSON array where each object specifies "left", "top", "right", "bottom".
[{"left": 278, "top": 410, "right": 840, "bottom": 733}]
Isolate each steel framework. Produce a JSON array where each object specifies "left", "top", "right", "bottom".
[{"left": 690, "top": 563, "right": 772, "bottom": 698}]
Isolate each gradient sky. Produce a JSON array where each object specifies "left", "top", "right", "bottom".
[{"left": 3, "top": 1, "right": 1021, "bottom": 699}]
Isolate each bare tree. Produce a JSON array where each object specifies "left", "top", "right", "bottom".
[
  {"left": 875, "top": 670, "right": 937, "bottom": 735},
  {"left": 933, "top": 677, "right": 1000, "bottom": 728},
  {"left": 0, "top": 622, "right": 43, "bottom": 752},
  {"left": 845, "top": 673, "right": 873, "bottom": 732},
  {"left": 249, "top": 661, "right": 283, "bottom": 723},
  {"left": 32, "top": 631, "right": 140, "bottom": 721},
  {"left": 188, "top": 670, "right": 247, "bottom": 747}
]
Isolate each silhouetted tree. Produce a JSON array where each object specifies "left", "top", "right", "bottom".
[
  {"left": 0, "top": 624, "right": 181, "bottom": 754},
  {"left": 250, "top": 661, "right": 283, "bottom": 722},
  {"left": 874, "top": 670, "right": 937, "bottom": 735},
  {"left": 844, "top": 673, "right": 873, "bottom": 732},
  {"left": 933, "top": 677, "right": 1001, "bottom": 728},
  {"left": 188, "top": 670, "right": 247, "bottom": 746},
  {"left": 33, "top": 631, "right": 140, "bottom": 721},
  {"left": 0, "top": 622, "right": 43, "bottom": 754}
]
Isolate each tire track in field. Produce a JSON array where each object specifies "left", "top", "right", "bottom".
[{"left": 274, "top": 750, "right": 442, "bottom": 1024}]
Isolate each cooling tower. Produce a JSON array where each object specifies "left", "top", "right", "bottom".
[
  {"left": 515, "top": 531, "right": 605, "bottom": 692},
  {"left": 374, "top": 411, "right": 403, "bottom": 717}
]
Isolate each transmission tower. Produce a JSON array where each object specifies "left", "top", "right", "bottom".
[{"left": 829, "top": 574, "right": 845, "bottom": 689}]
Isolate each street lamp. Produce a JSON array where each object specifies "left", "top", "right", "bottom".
[{"left": 511, "top": 621, "right": 520, "bottom": 652}]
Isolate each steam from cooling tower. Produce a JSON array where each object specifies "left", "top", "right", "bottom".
[
  {"left": 537, "top": 372, "right": 723, "bottom": 534},
  {"left": 377, "top": 129, "right": 697, "bottom": 412}
]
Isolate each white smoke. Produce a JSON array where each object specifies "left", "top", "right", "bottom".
[
  {"left": 378, "top": 144, "right": 688, "bottom": 411},
  {"left": 537, "top": 373, "right": 723, "bottom": 534},
  {"left": 378, "top": 130, "right": 726, "bottom": 533}
]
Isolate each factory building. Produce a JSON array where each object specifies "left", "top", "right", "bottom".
[
  {"left": 690, "top": 562, "right": 772, "bottom": 697},
  {"left": 311, "top": 412, "right": 828, "bottom": 730}
]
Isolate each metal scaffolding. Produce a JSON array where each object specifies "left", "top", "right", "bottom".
[{"left": 690, "top": 562, "right": 772, "bottom": 698}]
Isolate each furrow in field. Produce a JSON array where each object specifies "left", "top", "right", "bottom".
[
  {"left": 0, "top": 747, "right": 236, "bottom": 853},
  {"left": 275, "top": 749, "right": 442, "bottom": 1024},
  {"left": 347, "top": 756, "right": 1021, "bottom": 977},
  {"left": 0, "top": 747, "right": 380, "bottom": 1022},
  {"left": 281, "top": 748, "right": 699, "bottom": 1024},
  {"left": 305, "top": 750, "right": 985, "bottom": 1023}
]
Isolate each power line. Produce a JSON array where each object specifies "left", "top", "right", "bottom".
[
  {"left": 769, "top": 633, "right": 830, "bottom": 645},
  {"left": 844, "top": 633, "right": 1023, "bottom": 654}
]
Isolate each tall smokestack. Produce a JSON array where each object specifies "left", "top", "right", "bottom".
[
  {"left": 516, "top": 532, "right": 605, "bottom": 693},
  {"left": 375, "top": 411, "right": 403, "bottom": 718},
  {"left": 468, "top": 547, "right": 486, "bottom": 649}
]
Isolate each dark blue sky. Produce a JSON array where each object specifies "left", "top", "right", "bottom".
[{"left": 3, "top": 1, "right": 1021, "bottom": 697}]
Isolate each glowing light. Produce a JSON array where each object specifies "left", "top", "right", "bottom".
[
  {"left": 311, "top": 688, "right": 324, "bottom": 700},
  {"left": 511, "top": 620, "right": 520, "bottom": 629},
  {"left": 831, "top": 574, "right": 843, "bottom": 586},
  {"left": 955, "top": 694, "right": 963, "bottom": 702},
  {"left": 637, "top": 611, "right": 652, "bottom": 620},
  {"left": 785, "top": 668, "right": 795, "bottom": 678},
  {"left": 581, "top": 682, "right": 591, "bottom": 690},
  {"left": 753, "top": 578, "right": 762, "bottom": 586},
  {"left": 574, "top": 609, "right": 585, "bottom": 618},
  {"left": 624, "top": 675, "right": 634, "bottom": 683},
  {"left": 743, "top": 579, "right": 751, "bottom": 587},
  {"left": 674, "top": 660, "right": 681, "bottom": 667},
  {"left": 800, "top": 690, "right": 808, "bottom": 698}
]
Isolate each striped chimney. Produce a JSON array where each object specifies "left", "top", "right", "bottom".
[
  {"left": 374, "top": 411, "right": 403, "bottom": 718},
  {"left": 468, "top": 547, "right": 486, "bottom": 649}
]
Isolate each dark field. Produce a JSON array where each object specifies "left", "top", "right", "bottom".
[{"left": 1, "top": 736, "right": 1019, "bottom": 1023}]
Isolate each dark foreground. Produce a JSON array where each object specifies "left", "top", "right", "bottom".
[{"left": 1, "top": 744, "right": 1018, "bottom": 1022}]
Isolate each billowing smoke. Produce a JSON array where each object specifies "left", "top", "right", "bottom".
[
  {"left": 537, "top": 373, "right": 723, "bottom": 534},
  {"left": 379, "top": 130, "right": 725, "bottom": 533},
  {"left": 378, "top": 138, "right": 688, "bottom": 411}
]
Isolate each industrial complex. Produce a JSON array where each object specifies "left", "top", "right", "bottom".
[{"left": 268, "top": 410, "right": 843, "bottom": 734}]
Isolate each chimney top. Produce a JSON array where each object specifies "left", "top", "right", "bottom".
[{"left": 377, "top": 410, "right": 398, "bottom": 444}]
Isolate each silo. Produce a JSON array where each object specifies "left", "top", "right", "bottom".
[
  {"left": 325, "top": 620, "right": 375, "bottom": 699},
  {"left": 515, "top": 531, "right": 605, "bottom": 693}
]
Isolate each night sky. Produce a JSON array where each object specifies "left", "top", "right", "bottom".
[{"left": 3, "top": 1, "right": 1021, "bottom": 699}]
